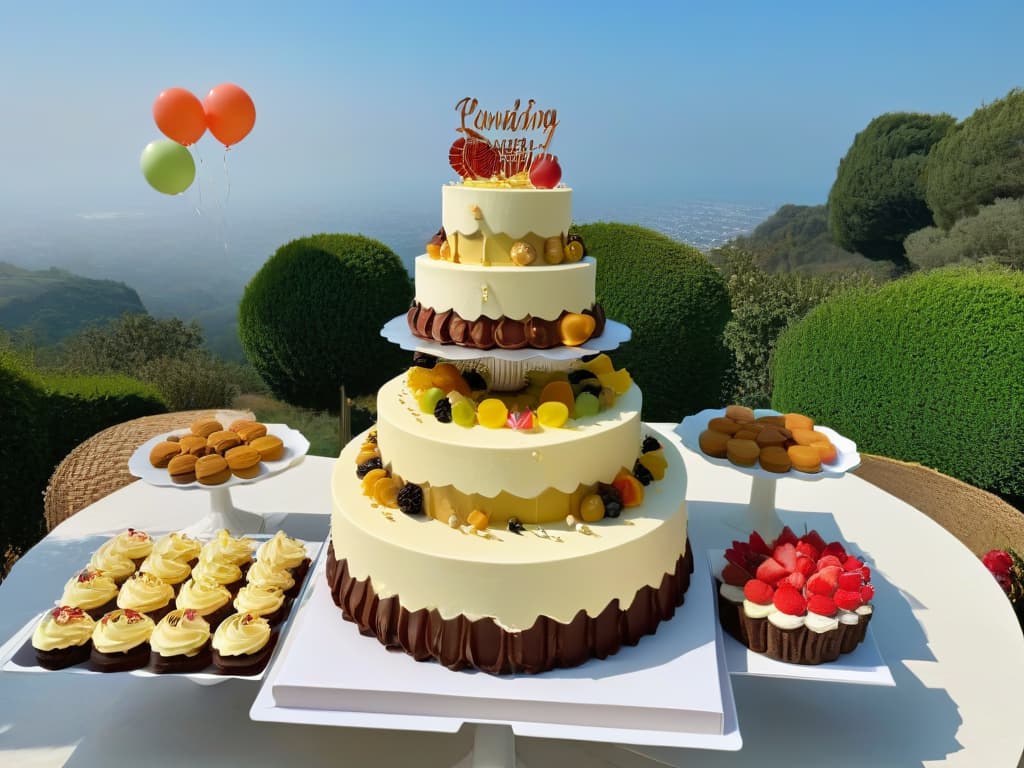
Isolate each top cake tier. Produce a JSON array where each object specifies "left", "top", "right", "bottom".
[{"left": 441, "top": 185, "right": 572, "bottom": 265}]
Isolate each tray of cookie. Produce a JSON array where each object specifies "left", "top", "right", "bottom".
[{"left": 1, "top": 527, "right": 321, "bottom": 682}]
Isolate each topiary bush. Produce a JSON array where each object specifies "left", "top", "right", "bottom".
[
  {"left": 904, "top": 198, "right": 1024, "bottom": 271},
  {"left": 925, "top": 89, "right": 1024, "bottom": 229},
  {"left": 239, "top": 234, "right": 413, "bottom": 411},
  {"left": 772, "top": 266, "right": 1024, "bottom": 497},
  {"left": 574, "top": 222, "right": 731, "bottom": 422}
]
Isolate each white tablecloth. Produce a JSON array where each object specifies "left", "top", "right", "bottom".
[{"left": 1, "top": 425, "right": 1021, "bottom": 767}]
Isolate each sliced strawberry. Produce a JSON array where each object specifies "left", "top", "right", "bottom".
[
  {"left": 722, "top": 562, "right": 751, "bottom": 586},
  {"left": 860, "top": 565, "right": 872, "bottom": 581},
  {"left": 802, "top": 529, "right": 827, "bottom": 553},
  {"left": 748, "top": 531, "right": 772, "bottom": 556},
  {"left": 807, "top": 594, "right": 837, "bottom": 616},
  {"left": 860, "top": 584, "right": 875, "bottom": 603},
  {"left": 724, "top": 544, "right": 749, "bottom": 570},
  {"left": 796, "top": 540, "right": 820, "bottom": 561},
  {"left": 806, "top": 572, "right": 835, "bottom": 596},
  {"left": 834, "top": 589, "right": 864, "bottom": 611},
  {"left": 783, "top": 571, "right": 806, "bottom": 590},
  {"left": 743, "top": 579, "right": 774, "bottom": 605},
  {"left": 755, "top": 557, "right": 789, "bottom": 585},
  {"left": 838, "top": 571, "right": 864, "bottom": 591},
  {"left": 822, "top": 541, "right": 848, "bottom": 560},
  {"left": 772, "top": 542, "right": 798, "bottom": 573},
  {"left": 816, "top": 555, "right": 843, "bottom": 571},
  {"left": 843, "top": 555, "right": 864, "bottom": 571},
  {"left": 774, "top": 526, "right": 799, "bottom": 548},
  {"left": 794, "top": 555, "right": 815, "bottom": 577},
  {"left": 773, "top": 584, "right": 807, "bottom": 616}
]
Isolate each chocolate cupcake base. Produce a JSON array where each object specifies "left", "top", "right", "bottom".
[
  {"left": 83, "top": 598, "right": 118, "bottom": 621},
  {"left": 151, "top": 643, "right": 213, "bottom": 674},
  {"left": 212, "top": 632, "right": 278, "bottom": 676},
  {"left": 35, "top": 642, "right": 91, "bottom": 670},
  {"left": 90, "top": 643, "right": 151, "bottom": 672}
]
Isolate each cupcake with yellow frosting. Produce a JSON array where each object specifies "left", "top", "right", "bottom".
[
  {"left": 32, "top": 606, "right": 96, "bottom": 669},
  {"left": 150, "top": 608, "right": 212, "bottom": 673},
  {"left": 246, "top": 558, "right": 298, "bottom": 599},
  {"left": 256, "top": 530, "right": 310, "bottom": 586},
  {"left": 139, "top": 551, "right": 193, "bottom": 595},
  {"left": 107, "top": 528, "right": 153, "bottom": 567},
  {"left": 233, "top": 584, "right": 288, "bottom": 626},
  {"left": 60, "top": 568, "right": 119, "bottom": 620},
  {"left": 211, "top": 612, "right": 275, "bottom": 675},
  {"left": 150, "top": 532, "right": 202, "bottom": 568},
  {"left": 88, "top": 541, "right": 137, "bottom": 586},
  {"left": 200, "top": 529, "right": 255, "bottom": 574},
  {"left": 175, "top": 575, "right": 233, "bottom": 629},
  {"left": 117, "top": 571, "right": 175, "bottom": 622},
  {"left": 191, "top": 556, "right": 244, "bottom": 596},
  {"left": 90, "top": 608, "right": 155, "bottom": 672}
]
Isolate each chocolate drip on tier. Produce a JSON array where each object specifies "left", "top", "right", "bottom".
[
  {"left": 406, "top": 303, "right": 606, "bottom": 351},
  {"left": 325, "top": 539, "right": 693, "bottom": 675}
]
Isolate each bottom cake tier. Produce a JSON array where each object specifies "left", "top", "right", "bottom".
[{"left": 328, "top": 427, "right": 692, "bottom": 674}]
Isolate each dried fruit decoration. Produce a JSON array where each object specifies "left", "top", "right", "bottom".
[
  {"left": 51, "top": 606, "right": 86, "bottom": 624},
  {"left": 449, "top": 128, "right": 500, "bottom": 180}
]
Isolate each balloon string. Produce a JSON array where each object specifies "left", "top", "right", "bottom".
[
  {"left": 221, "top": 148, "right": 231, "bottom": 253},
  {"left": 193, "top": 147, "right": 204, "bottom": 216}
]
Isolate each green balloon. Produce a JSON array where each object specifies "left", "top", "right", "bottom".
[{"left": 140, "top": 139, "right": 195, "bottom": 195}]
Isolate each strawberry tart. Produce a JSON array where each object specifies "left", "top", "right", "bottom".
[{"left": 717, "top": 526, "right": 874, "bottom": 664}]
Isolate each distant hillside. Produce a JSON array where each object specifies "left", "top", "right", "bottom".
[
  {"left": 725, "top": 204, "right": 889, "bottom": 276},
  {"left": 0, "top": 262, "right": 146, "bottom": 345}
]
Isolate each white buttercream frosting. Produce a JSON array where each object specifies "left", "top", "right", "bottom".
[
  {"left": 767, "top": 611, "right": 806, "bottom": 630},
  {"left": 805, "top": 612, "right": 840, "bottom": 634},
  {"left": 442, "top": 185, "right": 571, "bottom": 241},
  {"left": 742, "top": 599, "right": 775, "bottom": 619},
  {"left": 838, "top": 609, "right": 861, "bottom": 625},
  {"left": 719, "top": 583, "right": 746, "bottom": 603}
]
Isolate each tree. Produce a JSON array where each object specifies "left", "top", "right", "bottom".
[
  {"left": 828, "top": 112, "right": 955, "bottom": 264},
  {"left": 925, "top": 89, "right": 1024, "bottom": 229},
  {"left": 239, "top": 234, "right": 413, "bottom": 410},
  {"left": 61, "top": 313, "right": 203, "bottom": 374},
  {"left": 905, "top": 198, "right": 1024, "bottom": 271}
]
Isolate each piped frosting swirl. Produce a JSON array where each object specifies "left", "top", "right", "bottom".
[
  {"left": 211, "top": 613, "right": 271, "bottom": 657},
  {"left": 91, "top": 609, "right": 154, "bottom": 653},
  {"left": 32, "top": 606, "right": 95, "bottom": 651},
  {"left": 150, "top": 609, "right": 211, "bottom": 657}
]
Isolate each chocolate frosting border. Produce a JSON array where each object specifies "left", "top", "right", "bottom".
[
  {"left": 406, "top": 302, "right": 606, "bottom": 350},
  {"left": 325, "top": 538, "right": 693, "bottom": 675}
]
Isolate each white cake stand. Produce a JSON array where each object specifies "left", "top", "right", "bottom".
[
  {"left": 127, "top": 423, "right": 311, "bottom": 538},
  {"left": 675, "top": 408, "right": 860, "bottom": 537}
]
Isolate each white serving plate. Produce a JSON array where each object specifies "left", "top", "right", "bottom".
[
  {"left": 676, "top": 408, "right": 861, "bottom": 481},
  {"left": 250, "top": 541, "right": 742, "bottom": 751},
  {"left": 0, "top": 535, "right": 322, "bottom": 684},
  {"left": 128, "top": 423, "right": 310, "bottom": 491},
  {"left": 380, "top": 314, "right": 632, "bottom": 361},
  {"left": 707, "top": 551, "right": 894, "bottom": 686}
]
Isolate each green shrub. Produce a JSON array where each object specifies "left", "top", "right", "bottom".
[
  {"left": 828, "top": 112, "right": 955, "bottom": 264},
  {"left": 574, "top": 223, "right": 731, "bottom": 421},
  {"left": 905, "top": 198, "right": 1024, "bottom": 271},
  {"left": 60, "top": 314, "right": 203, "bottom": 374},
  {"left": 239, "top": 234, "right": 413, "bottom": 410},
  {"left": 140, "top": 350, "right": 242, "bottom": 410},
  {"left": 772, "top": 266, "right": 1024, "bottom": 497},
  {"left": 925, "top": 89, "right": 1024, "bottom": 229},
  {"left": 717, "top": 248, "right": 875, "bottom": 408}
]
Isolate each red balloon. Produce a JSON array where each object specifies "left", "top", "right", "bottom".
[
  {"left": 204, "top": 83, "right": 256, "bottom": 147},
  {"left": 153, "top": 88, "right": 206, "bottom": 146}
]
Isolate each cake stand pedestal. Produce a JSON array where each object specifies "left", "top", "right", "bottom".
[
  {"left": 747, "top": 476, "right": 782, "bottom": 539},
  {"left": 180, "top": 487, "right": 267, "bottom": 538},
  {"left": 471, "top": 724, "right": 515, "bottom": 768}
]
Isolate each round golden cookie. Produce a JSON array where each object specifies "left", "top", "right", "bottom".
[
  {"left": 190, "top": 418, "right": 223, "bottom": 438},
  {"left": 225, "top": 445, "right": 261, "bottom": 479},
  {"left": 787, "top": 445, "right": 822, "bottom": 473},
  {"left": 707, "top": 417, "right": 741, "bottom": 436},
  {"left": 699, "top": 429, "right": 730, "bottom": 458},
  {"left": 167, "top": 454, "right": 198, "bottom": 484},
  {"left": 195, "top": 454, "right": 231, "bottom": 485},
  {"left": 249, "top": 435, "right": 284, "bottom": 462},
  {"left": 149, "top": 441, "right": 181, "bottom": 468},
  {"left": 726, "top": 438, "right": 760, "bottom": 467},
  {"left": 756, "top": 414, "right": 786, "bottom": 427},
  {"left": 207, "top": 430, "right": 241, "bottom": 455},
  {"left": 790, "top": 428, "right": 819, "bottom": 446},
  {"left": 756, "top": 426, "right": 790, "bottom": 448},
  {"left": 178, "top": 435, "right": 207, "bottom": 456},
  {"left": 784, "top": 413, "right": 815, "bottom": 431},
  {"left": 234, "top": 422, "right": 268, "bottom": 443},
  {"left": 758, "top": 446, "right": 792, "bottom": 473},
  {"left": 228, "top": 418, "right": 256, "bottom": 432},
  {"left": 725, "top": 405, "right": 755, "bottom": 423},
  {"left": 733, "top": 426, "right": 763, "bottom": 441}
]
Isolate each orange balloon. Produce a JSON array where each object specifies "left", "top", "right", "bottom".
[
  {"left": 153, "top": 88, "right": 206, "bottom": 146},
  {"left": 204, "top": 83, "right": 256, "bottom": 147}
]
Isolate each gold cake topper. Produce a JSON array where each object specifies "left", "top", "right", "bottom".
[{"left": 449, "top": 98, "right": 560, "bottom": 182}]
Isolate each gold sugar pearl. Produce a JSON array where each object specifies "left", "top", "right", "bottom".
[{"left": 510, "top": 241, "right": 536, "bottom": 266}]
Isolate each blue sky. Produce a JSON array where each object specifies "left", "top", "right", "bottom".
[{"left": 0, "top": 1, "right": 1021, "bottom": 221}]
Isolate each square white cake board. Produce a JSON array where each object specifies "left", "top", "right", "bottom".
[
  {"left": 250, "top": 549, "right": 742, "bottom": 750},
  {"left": 708, "top": 551, "right": 895, "bottom": 686}
]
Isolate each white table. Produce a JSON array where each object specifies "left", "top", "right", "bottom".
[{"left": 1, "top": 426, "right": 1022, "bottom": 767}]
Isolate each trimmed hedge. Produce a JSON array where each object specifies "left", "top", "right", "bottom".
[
  {"left": 772, "top": 266, "right": 1024, "bottom": 497},
  {"left": 239, "top": 234, "right": 413, "bottom": 410},
  {"left": 0, "top": 355, "right": 166, "bottom": 567},
  {"left": 575, "top": 223, "right": 732, "bottom": 421}
]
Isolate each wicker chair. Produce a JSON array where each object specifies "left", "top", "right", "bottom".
[
  {"left": 853, "top": 454, "right": 1024, "bottom": 557},
  {"left": 43, "top": 409, "right": 254, "bottom": 532}
]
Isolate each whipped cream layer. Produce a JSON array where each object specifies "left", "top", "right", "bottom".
[{"left": 719, "top": 582, "right": 869, "bottom": 633}]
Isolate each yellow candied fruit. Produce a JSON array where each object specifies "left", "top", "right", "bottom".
[
  {"left": 612, "top": 471, "right": 645, "bottom": 508},
  {"left": 638, "top": 450, "right": 668, "bottom": 481},
  {"left": 580, "top": 353, "right": 614, "bottom": 376},
  {"left": 563, "top": 239, "right": 584, "bottom": 262},
  {"left": 477, "top": 398, "right": 509, "bottom": 429},
  {"left": 372, "top": 476, "right": 400, "bottom": 508},
  {"left": 544, "top": 236, "right": 564, "bottom": 264},
  {"left": 539, "top": 381, "right": 575, "bottom": 412},
  {"left": 579, "top": 494, "right": 605, "bottom": 523},
  {"left": 560, "top": 313, "right": 596, "bottom": 346},
  {"left": 467, "top": 509, "right": 489, "bottom": 531},
  {"left": 598, "top": 368, "right": 633, "bottom": 395},
  {"left": 361, "top": 468, "right": 388, "bottom": 496},
  {"left": 426, "top": 243, "right": 442, "bottom": 260},
  {"left": 355, "top": 447, "right": 380, "bottom": 465},
  {"left": 407, "top": 366, "right": 435, "bottom": 395},
  {"left": 536, "top": 401, "right": 569, "bottom": 428},
  {"left": 431, "top": 363, "right": 470, "bottom": 396}
]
